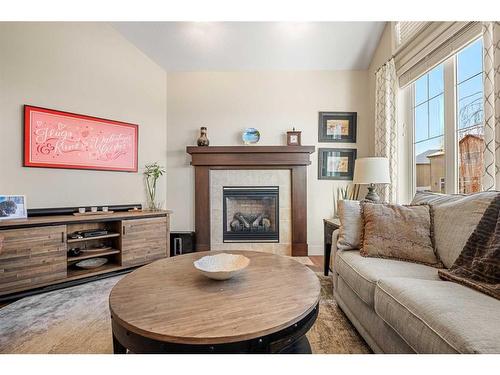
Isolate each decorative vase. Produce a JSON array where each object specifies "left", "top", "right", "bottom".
[
  {"left": 146, "top": 197, "right": 162, "bottom": 211},
  {"left": 144, "top": 162, "right": 165, "bottom": 212},
  {"left": 242, "top": 128, "right": 260, "bottom": 144},
  {"left": 197, "top": 126, "right": 209, "bottom": 146}
]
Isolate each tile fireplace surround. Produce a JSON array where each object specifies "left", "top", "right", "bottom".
[
  {"left": 211, "top": 169, "right": 291, "bottom": 255},
  {"left": 186, "top": 146, "right": 315, "bottom": 256}
]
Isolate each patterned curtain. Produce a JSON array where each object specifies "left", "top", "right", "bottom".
[
  {"left": 483, "top": 22, "right": 500, "bottom": 190},
  {"left": 375, "top": 58, "right": 398, "bottom": 203}
]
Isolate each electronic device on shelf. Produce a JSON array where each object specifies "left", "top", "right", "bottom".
[
  {"left": 67, "top": 247, "right": 82, "bottom": 257},
  {"left": 71, "top": 229, "right": 109, "bottom": 238}
]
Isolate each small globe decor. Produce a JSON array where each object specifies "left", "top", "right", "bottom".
[
  {"left": 242, "top": 128, "right": 260, "bottom": 144},
  {"left": 193, "top": 253, "right": 250, "bottom": 280}
]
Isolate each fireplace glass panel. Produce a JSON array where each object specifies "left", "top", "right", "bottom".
[{"left": 223, "top": 186, "right": 279, "bottom": 243}]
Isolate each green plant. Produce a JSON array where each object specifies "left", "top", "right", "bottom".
[{"left": 144, "top": 162, "right": 165, "bottom": 210}]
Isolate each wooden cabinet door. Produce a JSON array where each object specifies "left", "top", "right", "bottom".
[
  {"left": 0, "top": 225, "right": 67, "bottom": 294},
  {"left": 121, "top": 216, "right": 168, "bottom": 267}
]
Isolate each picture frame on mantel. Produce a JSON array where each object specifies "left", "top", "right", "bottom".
[
  {"left": 318, "top": 111, "right": 357, "bottom": 143},
  {"left": 286, "top": 129, "right": 302, "bottom": 146},
  {"left": 318, "top": 148, "right": 357, "bottom": 180}
]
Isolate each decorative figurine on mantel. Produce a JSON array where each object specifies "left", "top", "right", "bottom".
[
  {"left": 197, "top": 126, "right": 210, "bottom": 146},
  {"left": 287, "top": 127, "right": 302, "bottom": 146}
]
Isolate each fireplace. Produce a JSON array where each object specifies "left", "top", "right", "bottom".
[
  {"left": 187, "top": 146, "right": 315, "bottom": 256},
  {"left": 223, "top": 186, "right": 279, "bottom": 243}
]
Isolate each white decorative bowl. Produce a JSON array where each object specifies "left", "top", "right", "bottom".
[
  {"left": 75, "top": 257, "right": 108, "bottom": 269},
  {"left": 193, "top": 253, "right": 250, "bottom": 280}
]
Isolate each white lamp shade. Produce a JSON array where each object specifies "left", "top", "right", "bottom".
[{"left": 353, "top": 157, "right": 390, "bottom": 185}]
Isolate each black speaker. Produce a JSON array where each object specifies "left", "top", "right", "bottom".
[{"left": 170, "top": 231, "right": 196, "bottom": 257}]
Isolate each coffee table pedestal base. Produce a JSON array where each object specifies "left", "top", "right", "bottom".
[{"left": 111, "top": 303, "right": 318, "bottom": 354}]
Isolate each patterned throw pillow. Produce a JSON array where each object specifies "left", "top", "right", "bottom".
[
  {"left": 360, "top": 202, "right": 443, "bottom": 267},
  {"left": 337, "top": 200, "right": 362, "bottom": 251}
]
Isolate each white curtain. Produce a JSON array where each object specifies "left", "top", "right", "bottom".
[
  {"left": 375, "top": 58, "right": 398, "bottom": 203},
  {"left": 483, "top": 22, "right": 500, "bottom": 191}
]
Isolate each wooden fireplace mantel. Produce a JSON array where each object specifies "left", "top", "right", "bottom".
[{"left": 186, "top": 146, "right": 315, "bottom": 256}]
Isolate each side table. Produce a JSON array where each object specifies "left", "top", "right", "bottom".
[{"left": 323, "top": 218, "right": 340, "bottom": 276}]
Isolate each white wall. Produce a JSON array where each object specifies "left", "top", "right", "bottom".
[
  {"left": 167, "top": 71, "right": 371, "bottom": 255},
  {"left": 368, "top": 23, "right": 393, "bottom": 129},
  {"left": 0, "top": 22, "right": 167, "bottom": 208}
]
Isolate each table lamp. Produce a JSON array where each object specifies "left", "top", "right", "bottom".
[{"left": 353, "top": 157, "right": 390, "bottom": 202}]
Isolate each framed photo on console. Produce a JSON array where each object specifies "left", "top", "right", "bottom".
[
  {"left": 24, "top": 105, "right": 139, "bottom": 172},
  {"left": 318, "top": 148, "right": 357, "bottom": 180},
  {"left": 0, "top": 195, "right": 27, "bottom": 221},
  {"left": 318, "top": 112, "right": 357, "bottom": 143}
]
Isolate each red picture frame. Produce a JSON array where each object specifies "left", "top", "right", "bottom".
[{"left": 24, "top": 105, "right": 138, "bottom": 172}]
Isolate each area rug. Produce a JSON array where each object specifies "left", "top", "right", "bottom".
[{"left": 0, "top": 273, "right": 370, "bottom": 354}]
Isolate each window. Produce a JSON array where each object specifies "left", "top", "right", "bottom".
[
  {"left": 456, "top": 39, "right": 484, "bottom": 193},
  {"left": 411, "top": 38, "right": 484, "bottom": 195},
  {"left": 414, "top": 64, "right": 445, "bottom": 193}
]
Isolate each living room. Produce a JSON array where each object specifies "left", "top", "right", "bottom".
[{"left": 1, "top": 0, "right": 499, "bottom": 372}]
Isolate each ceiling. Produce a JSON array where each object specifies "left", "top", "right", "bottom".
[{"left": 111, "top": 22, "right": 386, "bottom": 71}]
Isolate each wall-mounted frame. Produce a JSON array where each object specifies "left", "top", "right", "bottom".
[
  {"left": 318, "top": 111, "right": 357, "bottom": 143},
  {"left": 318, "top": 148, "right": 357, "bottom": 180},
  {"left": 24, "top": 105, "right": 138, "bottom": 172}
]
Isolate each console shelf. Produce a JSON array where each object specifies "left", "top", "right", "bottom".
[
  {"left": 67, "top": 248, "right": 120, "bottom": 263},
  {"left": 67, "top": 263, "right": 123, "bottom": 280},
  {"left": 67, "top": 233, "right": 121, "bottom": 243}
]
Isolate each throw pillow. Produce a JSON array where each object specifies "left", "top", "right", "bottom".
[
  {"left": 337, "top": 200, "right": 362, "bottom": 251},
  {"left": 438, "top": 193, "right": 500, "bottom": 300},
  {"left": 360, "top": 202, "right": 443, "bottom": 267},
  {"left": 411, "top": 191, "right": 498, "bottom": 267}
]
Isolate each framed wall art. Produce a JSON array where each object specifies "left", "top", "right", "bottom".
[
  {"left": 24, "top": 105, "right": 138, "bottom": 172},
  {"left": 318, "top": 148, "right": 357, "bottom": 180},
  {"left": 0, "top": 195, "right": 27, "bottom": 221},
  {"left": 318, "top": 111, "right": 357, "bottom": 143}
]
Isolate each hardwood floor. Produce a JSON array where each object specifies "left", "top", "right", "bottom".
[{"left": 308, "top": 256, "right": 324, "bottom": 273}]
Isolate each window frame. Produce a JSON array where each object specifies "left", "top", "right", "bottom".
[{"left": 407, "top": 37, "right": 483, "bottom": 199}]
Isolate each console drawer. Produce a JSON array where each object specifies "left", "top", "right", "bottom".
[
  {"left": 0, "top": 225, "right": 67, "bottom": 293},
  {"left": 121, "top": 217, "right": 168, "bottom": 267}
]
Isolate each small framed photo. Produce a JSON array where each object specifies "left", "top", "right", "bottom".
[
  {"left": 0, "top": 195, "right": 27, "bottom": 220},
  {"left": 318, "top": 112, "right": 357, "bottom": 143},
  {"left": 286, "top": 129, "right": 302, "bottom": 146},
  {"left": 318, "top": 148, "right": 357, "bottom": 180}
]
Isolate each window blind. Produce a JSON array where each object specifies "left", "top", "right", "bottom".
[
  {"left": 395, "top": 22, "right": 428, "bottom": 48},
  {"left": 394, "top": 21, "right": 482, "bottom": 88}
]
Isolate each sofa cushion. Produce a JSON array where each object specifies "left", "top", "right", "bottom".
[
  {"left": 375, "top": 278, "right": 500, "bottom": 353},
  {"left": 335, "top": 250, "right": 439, "bottom": 307},
  {"left": 439, "top": 193, "right": 500, "bottom": 300},
  {"left": 411, "top": 191, "right": 497, "bottom": 267}
]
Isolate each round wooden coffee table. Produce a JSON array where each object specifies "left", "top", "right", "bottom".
[{"left": 109, "top": 250, "right": 320, "bottom": 354}]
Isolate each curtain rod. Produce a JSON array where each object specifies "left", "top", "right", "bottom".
[{"left": 374, "top": 55, "right": 396, "bottom": 75}]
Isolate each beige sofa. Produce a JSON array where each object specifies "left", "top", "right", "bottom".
[{"left": 331, "top": 191, "right": 500, "bottom": 353}]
